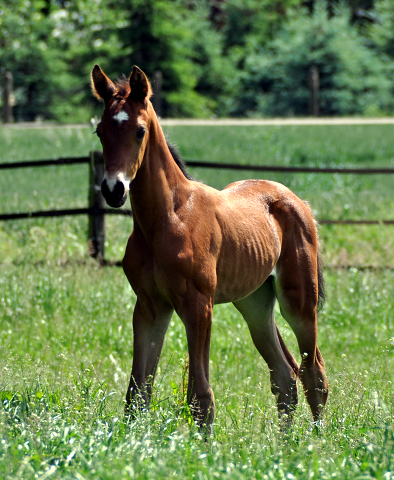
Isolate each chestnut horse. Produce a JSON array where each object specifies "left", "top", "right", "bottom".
[{"left": 91, "top": 65, "right": 328, "bottom": 428}]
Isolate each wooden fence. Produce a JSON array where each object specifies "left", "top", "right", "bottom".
[{"left": 2, "top": 151, "right": 394, "bottom": 262}]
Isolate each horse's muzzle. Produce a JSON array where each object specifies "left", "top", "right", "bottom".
[{"left": 101, "top": 178, "right": 128, "bottom": 208}]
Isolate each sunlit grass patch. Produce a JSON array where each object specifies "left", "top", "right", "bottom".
[
  {"left": 1, "top": 264, "right": 394, "bottom": 478},
  {"left": 1, "top": 349, "right": 393, "bottom": 478}
]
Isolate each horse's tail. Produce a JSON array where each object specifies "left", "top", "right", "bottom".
[
  {"left": 317, "top": 246, "right": 325, "bottom": 312},
  {"left": 302, "top": 200, "right": 325, "bottom": 312}
]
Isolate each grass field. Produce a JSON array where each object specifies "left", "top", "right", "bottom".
[{"left": 0, "top": 123, "right": 394, "bottom": 479}]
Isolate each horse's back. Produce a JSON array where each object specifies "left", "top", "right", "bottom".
[{"left": 221, "top": 178, "right": 317, "bottom": 237}]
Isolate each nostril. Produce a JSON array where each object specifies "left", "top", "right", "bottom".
[
  {"left": 113, "top": 181, "right": 125, "bottom": 199},
  {"left": 101, "top": 179, "right": 110, "bottom": 198},
  {"left": 101, "top": 179, "right": 124, "bottom": 199}
]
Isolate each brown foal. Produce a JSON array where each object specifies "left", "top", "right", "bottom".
[{"left": 91, "top": 65, "right": 329, "bottom": 428}]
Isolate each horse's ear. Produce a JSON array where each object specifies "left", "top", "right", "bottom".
[
  {"left": 129, "top": 66, "right": 152, "bottom": 102},
  {"left": 91, "top": 65, "right": 116, "bottom": 103}
]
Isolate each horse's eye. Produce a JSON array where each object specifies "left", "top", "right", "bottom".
[{"left": 136, "top": 127, "right": 145, "bottom": 140}]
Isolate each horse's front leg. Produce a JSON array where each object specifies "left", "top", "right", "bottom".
[
  {"left": 178, "top": 291, "right": 215, "bottom": 428},
  {"left": 125, "top": 297, "right": 173, "bottom": 417}
]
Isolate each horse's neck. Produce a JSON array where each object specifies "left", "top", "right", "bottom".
[{"left": 130, "top": 113, "right": 191, "bottom": 238}]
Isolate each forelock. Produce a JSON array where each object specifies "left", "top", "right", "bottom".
[{"left": 114, "top": 76, "right": 131, "bottom": 98}]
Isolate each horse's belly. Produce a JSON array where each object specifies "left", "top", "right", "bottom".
[
  {"left": 214, "top": 239, "right": 278, "bottom": 304},
  {"left": 214, "top": 282, "right": 269, "bottom": 305}
]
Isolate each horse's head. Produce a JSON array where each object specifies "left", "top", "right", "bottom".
[{"left": 91, "top": 65, "right": 152, "bottom": 208}]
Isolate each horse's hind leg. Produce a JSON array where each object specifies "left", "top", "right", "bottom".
[
  {"left": 274, "top": 257, "right": 328, "bottom": 422},
  {"left": 234, "top": 278, "right": 299, "bottom": 422}
]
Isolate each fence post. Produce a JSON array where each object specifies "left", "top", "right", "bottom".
[
  {"left": 308, "top": 66, "right": 320, "bottom": 117},
  {"left": 2, "top": 72, "right": 14, "bottom": 123},
  {"left": 88, "top": 151, "right": 106, "bottom": 261}
]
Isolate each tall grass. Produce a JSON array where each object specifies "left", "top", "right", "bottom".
[
  {"left": 0, "top": 124, "right": 394, "bottom": 478},
  {"left": 1, "top": 264, "right": 393, "bottom": 479}
]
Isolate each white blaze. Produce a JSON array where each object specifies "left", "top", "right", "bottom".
[{"left": 113, "top": 111, "right": 129, "bottom": 124}]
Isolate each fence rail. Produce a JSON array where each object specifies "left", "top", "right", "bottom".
[
  {"left": 0, "top": 207, "right": 132, "bottom": 221},
  {"left": 3, "top": 156, "right": 394, "bottom": 174},
  {"left": 1, "top": 151, "right": 394, "bottom": 260},
  {"left": 0, "top": 157, "right": 88, "bottom": 169}
]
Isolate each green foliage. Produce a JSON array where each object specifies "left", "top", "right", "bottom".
[
  {"left": 0, "top": 1, "right": 66, "bottom": 121},
  {"left": 369, "top": 0, "right": 394, "bottom": 57},
  {"left": 46, "top": 0, "right": 131, "bottom": 121},
  {"left": 1, "top": 0, "right": 237, "bottom": 120},
  {"left": 233, "top": 1, "right": 394, "bottom": 117},
  {"left": 223, "top": 0, "right": 302, "bottom": 51},
  {"left": 118, "top": 0, "right": 231, "bottom": 117},
  {"left": 3, "top": 0, "right": 394, "bottom": 119}
]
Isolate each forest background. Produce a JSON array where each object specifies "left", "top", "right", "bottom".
[{"left": 1, "top": 0, "right": 394, "bottom": 122}]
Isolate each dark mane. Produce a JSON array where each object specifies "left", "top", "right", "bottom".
[{"left": 166, "top": 141, "right": 194, "bottom": 181}]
